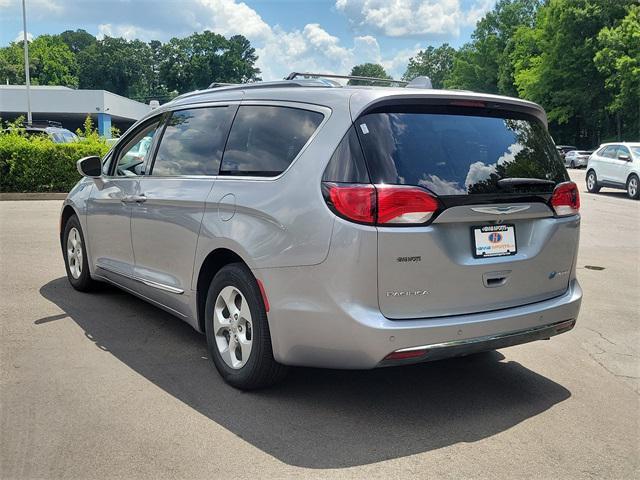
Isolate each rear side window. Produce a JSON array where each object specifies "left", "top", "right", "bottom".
[
  {"left": 221, "top": 106, "right": 323, "bottom": 177},
  {"left": 322, "top": 125, "right": 370, "bottom": 183},
  {"left": 356, "top": 107, "right": 567, "bottom": 196},
  {"left": 601, "top": 146, "right": 618, "bottom": 159},
  {"left": 152, "top": 107, "right": 235, "bottom": 176}
]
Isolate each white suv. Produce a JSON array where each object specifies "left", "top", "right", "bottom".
[{"left": 586, "top": 142, "right": 640, "bottom": 199}]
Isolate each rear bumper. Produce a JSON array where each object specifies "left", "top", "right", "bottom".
[
  {"left": 378, "top": 318, "right": 575, "bottom": 367},
  {"left": 259, "top": 267, "right": 582, "bottom": 369}
]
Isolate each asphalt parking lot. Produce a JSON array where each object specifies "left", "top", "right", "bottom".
[{"left": 1, "top": 169, "right": 638, "bottom": 479}]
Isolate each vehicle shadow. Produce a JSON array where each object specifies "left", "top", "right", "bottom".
[{"left": 39, "top": 277, "right": 571, "bottom": 469}]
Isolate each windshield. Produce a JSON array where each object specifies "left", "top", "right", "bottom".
[{"left": 356, "top": 108, "right": 567, "bottom": 196}]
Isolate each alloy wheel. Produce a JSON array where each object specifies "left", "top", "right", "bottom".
[
  {"left": 213, "top": 286, "right": 253, "bottom": 369},
  {"left": 66, "top": 227, "right": 83, "bottom": 279},
  {"left": 629, "top": 177, "right": 638, "bottom": 198}
]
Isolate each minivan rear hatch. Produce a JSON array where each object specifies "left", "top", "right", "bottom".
[{"left": 355, "top": 103, "right": 579, "bottom": 319}]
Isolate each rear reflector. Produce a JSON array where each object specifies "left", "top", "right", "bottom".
[
  {"left": 257, "top": 279, "right": 270, "bottom": 313},
  {"left": 322, "top": 182, "right": 440, "bottom": 226},
  {"left": 384, "top": 349, "right": 428, "bottom": 361},
  {"left": 551, "top": 181, "right": 580, "bottom": 216}
]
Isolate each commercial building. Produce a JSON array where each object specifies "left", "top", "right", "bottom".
[{"left": 0, "top": 85, "right": 153, "bottom": 137}]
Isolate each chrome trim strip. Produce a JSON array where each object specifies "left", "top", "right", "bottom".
[
  {"left": 470, "top": 205, "right": 531, "bottom": 215},
  {"left": 395, "top": 319, "right": 575, "bottom": 353},
  {"left": 93, "top": 274, "right": 188, "bottom": 318},
  {"left": 96, "top": 263, "right": 184, "bottom": 294}
]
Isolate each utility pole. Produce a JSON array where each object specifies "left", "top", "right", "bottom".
[{"left": 22, "top": 0, "right": 32, "bottom": 124}]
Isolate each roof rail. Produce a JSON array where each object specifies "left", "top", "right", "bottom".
[
  {"left": 285, "top": 72, "right": 408, "bottom": 86},
  {"left": 174, "top": 78, "right": 335, "bottom": 101},
  {"left": 207, "top": 82, "right": 240, "bottom": 89},
  {"left": 28, "top": 120, "right": 63, "bottom": 128}
]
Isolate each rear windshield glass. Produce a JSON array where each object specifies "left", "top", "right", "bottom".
[{"left": 356, "top": 108, "right": 567, "bottom": 195}]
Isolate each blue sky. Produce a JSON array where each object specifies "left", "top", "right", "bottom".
[{"left": 0, "top": 0, "right": 496, "bottom": 80}]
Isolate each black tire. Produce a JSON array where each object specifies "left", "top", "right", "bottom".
[
  {"left": 586, "top": 170, "right": 601, "bottom": 193},
  {"left": 570, "top": 160, "right": 575, "bottom": 169},
  {"left": 204, "top": 263, "right": 287, "bottom": 389},
  {"left": 627, "top": 174, "right": 640, "bottom": 200},
  {"left": 62, "top": 215, "right": 95, "bottom": 291}
]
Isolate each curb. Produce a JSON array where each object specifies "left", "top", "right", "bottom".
[{"left": 0, "top": 192, "right": 68, "bottom": 201}]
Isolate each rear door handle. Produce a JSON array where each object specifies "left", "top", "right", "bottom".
[{"left": 121, "top": 194, "right": 147, "bottom": 204}]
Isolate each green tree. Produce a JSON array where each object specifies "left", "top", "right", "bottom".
[
  {"left": 159, "top": 31, "right": 260, "bottom": 93},
  {"left": 594, "top": 5, "right": 640, "bottom": 139},
  {"left": 77, "top": 36, "right": 154, "bottom": 98},
  {"left": 0, "top": 35, "right": 78, "bottom": 87},
  {"left": 402, "top": 44, "right": 456, "bottom": 89},
  {"left": 511, "top": 0, "right": 633, "bottom": 145},
  {"left": 348, "top": 63, "right": 392, "bottom": 85},
  {"left": 59, "top": 29, "right": 96, "bottom": 54},
  {"left": 446, "top": 0, "right": 540, "bottom": 95}
]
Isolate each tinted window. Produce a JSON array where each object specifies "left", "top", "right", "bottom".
[
  {"left": 221, "top": 106, "right": 323, "bottom": 177},
  {"left": 322, "top": 125, "right": 370, "bottom": 183},
  {"left": 152, "top": 107, "right": 235, "bottom": 176},
  {"left": 114, "top": 121, "right": 160, "bottom": 176},
  {"left": 356, "top": 108, "right": 567, "bottom": 196}
]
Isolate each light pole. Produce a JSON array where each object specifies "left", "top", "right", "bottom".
[{"left": 22, "top": 0, "right": 32, "bottom": 124}]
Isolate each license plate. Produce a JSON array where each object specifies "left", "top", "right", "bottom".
[{"left": 472, "top": 224, "right": 517, "bottom": 258}]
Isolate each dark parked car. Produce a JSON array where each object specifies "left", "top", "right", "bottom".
[{"left": 25, "top": 121, "right": 78, "bottom": 143}]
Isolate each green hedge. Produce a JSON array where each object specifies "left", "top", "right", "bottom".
[{"left": 0, "top": 133, "right": 109, "bottom": 193}]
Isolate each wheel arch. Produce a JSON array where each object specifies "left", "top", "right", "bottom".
[
  {"left": 60, "top": 204, "right": 80, "bottom": 247},
  {"left": 626, "top": 172, "right": 639, "bottom": 184},
  {"left": 195, "top": 248, "right": 250, "bottom": 333}
]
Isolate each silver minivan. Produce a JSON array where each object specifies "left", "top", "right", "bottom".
[{"left": 61, "top": 75, "right": 582, "bottom": 389}]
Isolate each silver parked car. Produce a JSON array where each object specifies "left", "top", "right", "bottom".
[
  {"left": 564, "top": 150, "right": 592, "bottom": 169},
  {"left": 61, "top": 74, "right": 582, "bottom": 389}
]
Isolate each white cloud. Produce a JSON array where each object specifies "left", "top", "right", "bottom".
[
  {"left": 464, "top": 142, "right": 524, "bottom": 187},
  {"left": 336, "top": 0, "right": 495, "bottom": 37},
  {"left": 4, "top": 0, "right": 431, "bottom": 81},
  {"left": 13, "top": 31, "right": 33, "bottom": 42}
]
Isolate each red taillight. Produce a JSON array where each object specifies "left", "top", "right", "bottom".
[
  {"left": 377, "top": 185, "right": 439, "bottom": 225},
  {"left": 326, "top": 183, "right": 376, "bottom": 224},
  {"left": 323, "top": 183, "right": 440, "bottom": 225},
  {"left": 551, "top": 181, "right": 580, "bottom": 216}
]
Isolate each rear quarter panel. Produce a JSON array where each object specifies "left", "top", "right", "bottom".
[{"left": 192, "top": 101, "right": 353, "bottom": 286}]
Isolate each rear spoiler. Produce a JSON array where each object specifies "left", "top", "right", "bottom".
[{"left": 350, "top": 91, "right": 548, "bottom": 128}]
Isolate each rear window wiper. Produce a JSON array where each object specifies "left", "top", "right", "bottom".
[{"left": 497, "top": 178, "right": 556, "bottom": 190}]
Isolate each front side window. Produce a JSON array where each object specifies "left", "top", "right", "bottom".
[
  {"left": 151, "top": 107, "right": 235, "bottom": 176},
  {"left": 114, "top": 121, "right": 160, "bottom": 176},
  {"left": 221, "top": 105, "right": 324, "bottom": 177},
  {"left": 356, "top": 107, "right": 567, "bottom": 196},
  {"left": 617, "top": 146, "right": 631, "bottom": 158}
]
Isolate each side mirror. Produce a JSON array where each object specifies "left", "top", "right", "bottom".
[
  {"left": 618, "top": 154, "right": 631, "bottom": 161},
  {"left": 77, "top": 156, "right": 102, "bottom": 178}
]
